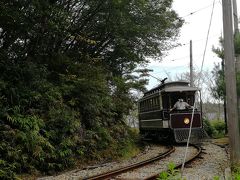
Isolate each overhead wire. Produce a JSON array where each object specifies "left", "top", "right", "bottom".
[
  {"left": 148, "top": 2, "right": 221, "bottom": 87},
  {"left": 180, "top": 0, "right": 216, "bottom": 177},
  {"left": 148, "top": 1, "right": 221, "bottom": 85},
  {"left": 167, "top": 53, "right": 206, "bottom": 62},
  {"left": 180, "top": 1, "right": 220, "bottom": 18},
  {"left": 159, "top": 34, "right": 221, "bottom": 63},
  {"left": 179, "top": 34, "right": 221, "bottom": 47}
]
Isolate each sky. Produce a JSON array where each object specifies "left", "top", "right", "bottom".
[{"left": 146, "top": 0, "right": 240, "bottom": 90}]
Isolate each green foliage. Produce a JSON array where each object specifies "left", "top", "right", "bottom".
[
  {"left": 0, "top": 0, "right": 182, "bottom": 178},
  {"left": 210, "top": 63, "right": 225, "bottom": 101},
  {"left": 233, "top": 166, "right": 240, "bottom": 180},
  {"left": 0, "top": 159, "right": 17, "bottom": 180},
  {"left": 234, "top": 32, "right": 240, "bottom": 55},
  {"left": 211, "top": 33, "right": 240, "bottom": 101},
  {"left": 211, "top": 120, "right": 225, "bottom": 134},
  {"left": 158, "top": 171, "right": 169, "bottom": 180},
  {"left": 203, "top": 119, "right": 215, "bottom": 137},
  {"left": 79, "top": 125, "right": 140, "bottom": 161},
  {"left": 203, "top": 119, "right": 225, "bottom": 138},
  {"left": 213, "top": 176, "right": 220, "bottom": 180},
  {"left": 157, "top": 162, "right": 181, "bottom": 180},
  {"left": 236, "top": 72, "right": 240, "bottom": 95}
]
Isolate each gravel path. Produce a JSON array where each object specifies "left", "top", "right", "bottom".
[{"left": 37, "top": 141, "right": 230, "bottom": 180}]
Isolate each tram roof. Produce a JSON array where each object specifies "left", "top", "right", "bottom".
[
  {"left": 144, "top": 81, "right": 199, "bottom": 96},
  {"left": 162, "top": 85, "right": 198, "bottom": 92}
]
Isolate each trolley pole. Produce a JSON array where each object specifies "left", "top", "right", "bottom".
[
  {"left": 222, "top": 0, "right": 240, "bottom": 166},
  {"left": 190, "top": 40, "right": 193, "bottom": 87}
]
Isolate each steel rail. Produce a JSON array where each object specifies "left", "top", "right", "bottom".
[
  {"left": 145, "top": 144, "right": 202, "bottom": 180},
  {"left": 84, "top": 145, "right": 175, "bottom": 180}
]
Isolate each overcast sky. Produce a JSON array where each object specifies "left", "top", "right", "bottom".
[{"left": 146, "top": 0, "right": 240, "bottom": 89}]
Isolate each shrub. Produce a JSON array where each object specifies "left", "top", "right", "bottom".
[
  {"left": 203, "top": 119, "right": 215, "bottom": 137},
  {"left": 203, "top": 119, "right": 225, "bottom": 138},
  {"left": 232, "top": 166, "right": 240, "bottom": 179},
  {"left": 157, "top": 162, "right": 180, "bottom": 180},
  {"left": 80, "top": 125, "right": 140, "bottom": 161},
  {"left": 0, "top": 159, "right": 17, "bottom": 180}
]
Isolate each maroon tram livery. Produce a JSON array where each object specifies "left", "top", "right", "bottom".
[{"left": 138, "top": 80, "right": 205, "bottom": 143}]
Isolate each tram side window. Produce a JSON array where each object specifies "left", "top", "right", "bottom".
[
  {"left": 149, "top": 99, "right": 152, "bottom": 110},
  {"left": 139, "top": 96, "right": 161, "bottom": 112},
  {"left": 150, "top": 99, "right": 153, "bottom": 110},
  {"left": 139, "top": 101, "right": 146, "bottom": 112},
  {"left": 153, "top": 98, "right": 157, "bottom": 108},
  {"left": 139, "top": 102, "right": 143, "bottom": 111},
  {"left": 146, "top": 100, "right": 149, "bottom": 110},
  {"left": 162, "top": 95, "right": 169, "bottom": 109},
  {"left": 149, "top": 97, "right": 160, "bottom": 111},
  {"left": 143, "top": 101, "right": 147, "bottom": 111},
  {"left": 145, "top": 99, "right": 148, "bottom": 111},
  {"left": 153, "top": 97, "right": 160, "bottom": 110},
  {"left": 187, "top": 95, "right": 194, "bottom": 106}
]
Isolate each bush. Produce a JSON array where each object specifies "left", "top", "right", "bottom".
[
  {"left": 80, "top": 125, "right": 140, "bottom": 162},
  {"left": 233, "top": 166, "right": 240, "bottom": 180},
  {"left": 203, "top": 119, "right": 226, "bottom": 138},
  {"left": 0, "top": 159, "right": 17, "bottom": 180},
  {"left": 211, "top": 120, "right": 225, "bottom": 136},
  {"left": 203, "top": 119, "right": 215, "bottom": 137}
]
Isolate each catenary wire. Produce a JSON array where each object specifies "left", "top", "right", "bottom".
[{"left": 180, "top": 1, "right": 220, "bottom": 18}]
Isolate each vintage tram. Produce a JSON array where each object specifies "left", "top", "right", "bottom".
[{"left": 138, "top": 80, "right": 205, "bottom": 143}]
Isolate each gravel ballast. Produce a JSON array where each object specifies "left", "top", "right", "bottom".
[
  {"left": 181, "top": 141, "right": 230, "bottom": 180},
  {"left": 37, "top": 140, "right": 230, "bottom": 180}
]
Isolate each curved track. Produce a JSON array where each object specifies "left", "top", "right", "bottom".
[
  {"left": 85, "top": 145, "right": 175, "bottom": 180},
  {"left": 86, "top": 144, "right": 202, "bottom": 180},
  {"left": 146, "top": 144, "right": 202, "bottom": 180},
  {"left": 85, "top": 144, "right": 202, "bottom": 180}
]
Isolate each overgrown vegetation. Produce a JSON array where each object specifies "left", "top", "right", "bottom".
[
  {"left": 211, "top": 33, "right": 240, "bottom": 133},
  {"left": 232, "top": 166, "right": 240, "bottom": 180},
  {"left": 203, "top": 119, "right": 225, "bottom": 138},
  {"left": 157, "top": 162, "right": 181, "bottom": 180},
  {"left": 0, "top": 0, "right": 183, "bottom": 179},
  {"left": 211, "top": 32, "right": 240, "bottom": 180}
]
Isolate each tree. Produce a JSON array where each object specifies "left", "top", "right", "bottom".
[{"left": 0, "top": 0, "right": 183, "bottom": 177}]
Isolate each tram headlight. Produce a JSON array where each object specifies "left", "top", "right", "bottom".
[{"left": 184, "top": 118, "right": 190, "bottom": 124}]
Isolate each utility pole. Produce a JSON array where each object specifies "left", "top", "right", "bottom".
[
  {"left": 232, "top": 0, "right": 240, "bottom": 156},
  {"left": 190, "top": 40, "right": 193, "bottom": 87},
  {"left": 222, "top": 0, "right": 240, "bottom": 166},
  {"left": 232, "top": 0, "right": 239, "bottom": 34}
]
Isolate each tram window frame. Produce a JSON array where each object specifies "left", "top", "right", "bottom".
[
  {"left": 140, "top": 101, "right": 143, "bottom": 111},
  {"left": 159, "top": 95, "right": 162, "bottom": 109},
  {"left": 139, "top": 93, "right": 163, "bottom": 112},
  {"left": 150, "top": 99, "right": 153, "bottom": 108},
  {"left": 161, "top": 94, "right": 169, "bottom": 109},
  {"left": 155, "top": 97, "right": 158, "bottom": 108}
]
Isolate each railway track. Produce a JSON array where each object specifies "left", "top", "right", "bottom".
[
  {"left": 85, "top": 145, "right": 174, "bottom": 180},
  {"left": 85, "top": 144, "right": 202, "bottom": 180},
  {"left": 146, "top": 144, "right": 202, "bottom": 180}
]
